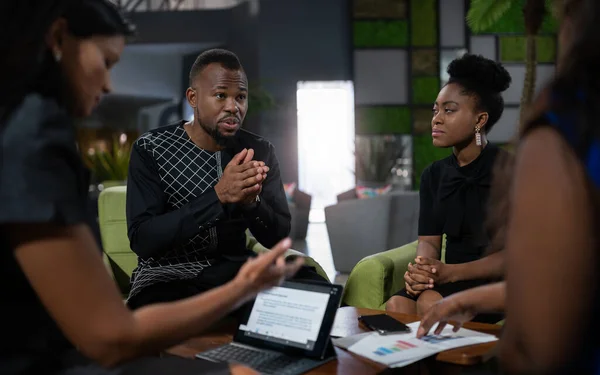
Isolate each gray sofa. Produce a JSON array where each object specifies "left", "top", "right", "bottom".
[{"left": 324, "top": 190, "right": 420, "bottom": 273}]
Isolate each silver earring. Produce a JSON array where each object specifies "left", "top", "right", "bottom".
[
  {"left": 475, "top": 126, "right": 482, "bottom": 146},
  {"left": 53, "top": 50, "right": 62, "bottom": 62}
]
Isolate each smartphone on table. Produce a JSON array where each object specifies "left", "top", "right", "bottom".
[{"left": 358, "top": 314, "right": 411, "bottom": 335}]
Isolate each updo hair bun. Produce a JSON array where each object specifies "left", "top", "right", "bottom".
[{"left": 447, "top": 53, "right": 511, "bottom": 93}]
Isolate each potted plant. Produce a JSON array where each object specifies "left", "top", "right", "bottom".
[
  {"left": 467, "top": 0, "right": 551, "bottom": 128},
  {"left": 246, "top": 82, "right": 276, "bottom": 119},
  {"left": 83, "top": 135, "right": 131, "bottom": 190}
]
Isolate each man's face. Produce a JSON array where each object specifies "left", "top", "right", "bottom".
[{"left": 189, "top": 63, "right": 248, "bottom": 146}]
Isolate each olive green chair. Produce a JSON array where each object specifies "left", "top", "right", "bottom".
[{"left": 341, "top": 239, "right": 446, "bottom": 310}]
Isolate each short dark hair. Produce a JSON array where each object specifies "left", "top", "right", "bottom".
[
  {"left": 446, "top": 53, "right": 512, "bottom": 133},
  {"left": 189, "top": 48, "right": 243, "bottom": 86}
]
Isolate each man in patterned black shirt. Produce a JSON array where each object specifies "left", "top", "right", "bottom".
[{"left": 125, "top": 49, "right": 326, "bottom": 309}]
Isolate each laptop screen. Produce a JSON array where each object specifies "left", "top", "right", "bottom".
[{"left": 238, "top": 282, "right": 338, "bottom": 352}]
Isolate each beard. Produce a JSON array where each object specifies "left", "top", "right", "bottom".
[
  {"left": 200, "top": 121, "right": 234, "bottom": 147},
  {"left": 196, "top": 107, "right": 237, "bottom": 147}
]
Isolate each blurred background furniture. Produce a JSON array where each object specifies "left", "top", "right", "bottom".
[
  {"left": 287, "top": 188, "right": 312, "bottom": 240},
  {"left": 324, "top": 190, "right": 420, "bottom": 273},
  {"left": 98, "top": 186, "right": 328, "bottom": 295}
]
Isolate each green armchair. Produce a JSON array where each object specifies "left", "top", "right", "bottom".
[
  {"left": 341, "top": 239, "right": 446, "bottom": 310},
  {"left": 98, "top": 186, "right": 329, "bottom": 295}
]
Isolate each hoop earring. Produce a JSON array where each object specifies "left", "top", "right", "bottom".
[{"left": 475, "top": 126, "right": 482, "bottom": 146}]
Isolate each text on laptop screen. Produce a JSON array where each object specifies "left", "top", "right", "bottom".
[{"left": 239, "top": 284, "right": 331, "bottom": 350}]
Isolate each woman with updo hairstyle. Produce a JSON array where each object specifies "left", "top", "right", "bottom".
[{"left": 386, "top": 54, "right": 511, "bottom": 322}]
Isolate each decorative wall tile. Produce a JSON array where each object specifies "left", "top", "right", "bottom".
[
  {"left": 413, "top": 134, "right": 452, "bottom": 188},
  {"left": 487, "top": 107, "right": 520, "bottom": 143},
  {"left": 412, "top": 76, "right": 440, "bottom": 105},
  {"left": 410, "top": 0, "right": 437, "bottom": 46},
  {"left": 439, "top": 0, "right": 465, "bottom": 47},
  {"left": 413, "top": 108, "right": 433, "bottom": 135},
  {"left": 470, "top": 35, "right": 496, "bottom": 60},
  {"left": 353, "top": 20, "right": 409, "bottom": 47},
  {"left": 355, "top": 106, "right": 412, "bottom": 134},
  {"left": 353, "top": 0, "right": 407, "bottom": 19},
  {"left": 412, "top": 49, "right": 438, "bottom": 76},
  {"left": 440, "top": 49, "right": 467, "bottom": 85},
  {"left": 499, "top": 36, "right": 556, "bottom": 63},
  {"left": 503, "top": 65, "right": 556, "bottom": 105},
  {"left": 354, "top": 49, "right": 409, "bottom": 105}
]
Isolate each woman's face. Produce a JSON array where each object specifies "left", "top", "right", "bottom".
[
  {"left": 61, "top": 34, "right": 125, "bottom": 117},
  {"left": 49, "top": 19, "right": 125, "bottom": 117},
  {"left": 431, "top": 83, "right": 485, "bottom": 148}
]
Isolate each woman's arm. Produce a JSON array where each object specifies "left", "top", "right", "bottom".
[
  {"left": 413, "top": 251, "right": 504, "bottom": 286},
  {"left": 8, "top": 223, "right": 301, "bottom": 368},
  {"left": 500, "top": 127, "right": 595, "bottom": 373},
  {"left": 416, "top": 235, "right": 442, "bottom": 259},
  {"left": 452, "top": 251, "right": 504, "bottom": 281},
  {"left": 417, "top": 281, "right": 506, "bottom": 337}
]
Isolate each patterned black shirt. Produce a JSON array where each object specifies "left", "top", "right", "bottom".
[{"left": 126, "top": 122, "right": 291, "bottom": 298}]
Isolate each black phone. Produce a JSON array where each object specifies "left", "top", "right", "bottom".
[{"left": 358, "top": 314, "right": 411, "bottom": 335}]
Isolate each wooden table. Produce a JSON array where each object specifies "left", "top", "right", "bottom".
[{"left": 167, "top": 306, "right": 502, "bottom": 375}]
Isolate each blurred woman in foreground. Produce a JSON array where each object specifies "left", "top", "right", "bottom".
[
  {"left": 418, "top": 0, "right": 600, "bottom": 373},
  {"left": 0, "top": 1, "right": 301, "bottom": 374}
]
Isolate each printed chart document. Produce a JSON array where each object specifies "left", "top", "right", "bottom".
[{"left": 348, "top": 321, "right": 498, "bottom": 368}]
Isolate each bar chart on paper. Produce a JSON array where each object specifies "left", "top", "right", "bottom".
[
  {"left": 373, "top": 340, "right": 417, "bottom": 356},
  {"left": 349, "top": 321, "right": 498, "bottom": 367}
]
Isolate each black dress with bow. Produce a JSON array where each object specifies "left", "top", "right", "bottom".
[
  {"left": 393, "top": 144, "right": 505, "bottom": 322},
  {"left": 420, "top": 143, "right": 502, "bottom": 264}
]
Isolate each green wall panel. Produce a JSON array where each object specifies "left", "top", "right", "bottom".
[
  {"left": 413, "top": 108, "right": 433, "bottom": 135},
  {"left": 355, "top": 106, "right": 412, "bottom": 135},
  {"left": 470, "top": 0, "right": 558, "bottom": 35},
  {"left": 410, "top": 0, "right": 437, "bottom": 46},
  {"left": 499, "top": 35, "right": 556, "bottom": 63},
  {"left": 412, "top": 77, "right": 440, "bottom": 105},
  {"left": 353, "top": 20, "right": 409, "bottom": 47},
  {"left": 413, "top": 134, "right": 452, "bottom": 188}
]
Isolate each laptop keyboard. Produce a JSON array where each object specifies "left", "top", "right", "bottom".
[{"left": 197, "top": 344, "right": 322, "bottom": 375}]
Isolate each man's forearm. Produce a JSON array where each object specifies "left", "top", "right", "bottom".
[
  {"left": 128, "top": 189, "right": 225, "bottom": 260},
  {"left": 450, "top": 250, "right": 505, "bottom": 283}
]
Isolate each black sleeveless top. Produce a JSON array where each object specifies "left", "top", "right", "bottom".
[{"left": 418, "top": 143, "right": 505, "bottom": 264}]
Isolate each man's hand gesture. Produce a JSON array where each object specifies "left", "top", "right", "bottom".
[{"left": 215, "top": 148, "right": 269, "bottom": 205}]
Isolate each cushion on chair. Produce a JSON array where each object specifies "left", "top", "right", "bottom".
[
  {"left": 98, "top": 186, "right": 136, "bottom": 294},
  {"left": 341, "top": 241, "right": 418, "bottom": 310}
]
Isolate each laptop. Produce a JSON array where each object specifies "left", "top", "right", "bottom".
[{"left": 196, "top": 281, "right": 343, "bottom": 375}]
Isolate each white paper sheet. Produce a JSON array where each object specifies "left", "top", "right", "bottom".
[
  {"left": 331, "top": 331, "right": 374, "bottom": 350},
  {"left": 348, "top": 321, "right": 498, "bottom": 368}
]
